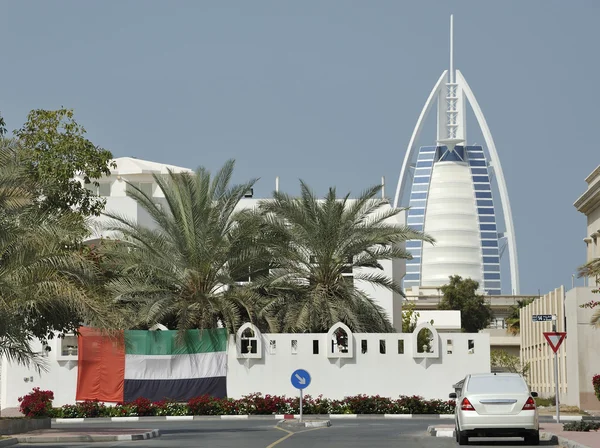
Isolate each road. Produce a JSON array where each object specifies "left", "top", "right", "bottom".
[{"left": 15, "top": 419, "right": 558, "bottom": 448}]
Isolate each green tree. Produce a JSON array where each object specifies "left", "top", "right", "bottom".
[
  {"left": 506, "top": 298, "right": 535, "bottom": 335},
  {"left": 577, "top": 258, "right": 600, "bottom": 327},
  {"left": 100, "top": 160, "right": 266, "bottom": 333},
  {"left": 13, "top": 108, "right": 115, "bottom": 217},
  {"left": 438, "top": 275, "right": 494, "bottom": 333},
  {"left": 0, "top": 111, "right": 6, "bottom": 136},
  {"left": 0, "top": 141, "right": 111, "bottom": 369},
  {"left": 254, "top": 181, "right": 434, "bottom": 333},
  {"left": 491, "top": 349, "right": 530, "bottom": 378}
]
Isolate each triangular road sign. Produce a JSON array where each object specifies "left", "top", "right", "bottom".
[{"left": 543, "top": 332, "right": 567, "bottom": 353}]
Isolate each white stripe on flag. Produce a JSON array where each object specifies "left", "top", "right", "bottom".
[{"left": 124, "top": 352, "right": 226, "bottom": 380}]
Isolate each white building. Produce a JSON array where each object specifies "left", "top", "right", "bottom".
[{"left": 393, "top": 15, "right": 519, "bottom": 296}]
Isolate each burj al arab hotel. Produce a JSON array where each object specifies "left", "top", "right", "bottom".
[{"left": 393, "top": 16, "right": 520, "bottom": 296}]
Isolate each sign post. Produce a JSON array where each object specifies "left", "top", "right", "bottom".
[
  {"left": 537, "top": 313, "right": 566, "bottom": 425},
  {"left": 291, "top": 369, "right": 311, "bottom": 423}
]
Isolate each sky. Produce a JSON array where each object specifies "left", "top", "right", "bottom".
[{"left": 1, "top": 0, "right": 598, "bottom": 296}]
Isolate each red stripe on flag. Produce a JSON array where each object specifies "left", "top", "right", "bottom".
[{"left": 76, "top": 327, "right": 125, "bottom": 402}]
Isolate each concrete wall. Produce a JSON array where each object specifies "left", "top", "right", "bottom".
[
  {"left": 1, "top": 338, "right": 78, "bottom": 414},
  {"left": 1, "top": 321, "right": 490, "bottom": 413},
  {"left": 565, "top": 287, "right": 600, "bottom": 410},
  {"left": 227, "top": 323, "right": 490, "bottom": 400}
]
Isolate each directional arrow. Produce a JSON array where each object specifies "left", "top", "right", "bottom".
[{"left": 295, "top": 374, "right": 306, "bottom": 385}]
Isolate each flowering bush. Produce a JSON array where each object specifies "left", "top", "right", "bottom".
[
  {"left": 18, "top": 387, "right": 54, "bottom": 418},
  {"left": 50, "top": 393, "right": 455, "bottom": 417},
  {"left": 593, "top": 374, "right": 600, "bottom": 402}
]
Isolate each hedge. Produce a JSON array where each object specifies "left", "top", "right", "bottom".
[{"left": 45, "top": 393, "right": 456, "bottom": 418}]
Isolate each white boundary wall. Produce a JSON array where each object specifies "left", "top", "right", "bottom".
[
  {"left": 1, "top": 322, "right": 490, "bottom": 413},
  {"left": 227, "top": 322, "right": 490, "bottom": 400}
]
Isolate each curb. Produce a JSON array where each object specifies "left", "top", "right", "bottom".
[
  {"left": 52, "top": 413, "right": 456, "bottom": 424},
  {"left": 0, "top": 439, "right": 18, "bottom": 447},
  {"left": 14, "top": 429, "right": 160, "bottom": 443},
  {"left": 280, "top": 420, "right": 332, "bottom": 428},
  {"left": 426, "top": 426, "right": 589, "bottom": 448}
]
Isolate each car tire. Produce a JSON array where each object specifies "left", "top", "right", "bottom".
[
  {"left": 524, "top": 430, "right": 540, "bottom": 445},
  {"left": 457, "top": 430, "right": 468, "bottom": 445}
]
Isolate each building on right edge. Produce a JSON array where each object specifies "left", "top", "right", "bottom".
[{"left": 519, "top": 164, "right": 600, "bottom": 409}]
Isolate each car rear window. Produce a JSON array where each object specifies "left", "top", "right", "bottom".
[{"left": 466, "top": 376, "right": 528, "bottom": 394}]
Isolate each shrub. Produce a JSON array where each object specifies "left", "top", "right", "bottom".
[
  {"left": 563, "top": 421, "right": 600, "bottom": 432},
  {"left": 50, "top": 393, "right": 457, "bottom": 418},
  {"left": 18, "top": 387, "right": 54, "bottom": 418},
  {"left": 593, "top": 374, "right": 600, "bottom": 402}
]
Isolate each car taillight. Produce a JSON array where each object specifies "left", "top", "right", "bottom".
[
  {"left": 461, "top": 397, "right": 475, "bottom": 411},
  {"left": 522, "top": 397, "right": 536, "bottom": 410}
]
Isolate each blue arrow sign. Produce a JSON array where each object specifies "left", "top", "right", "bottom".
[{"left": 291, "top": 369, "right": 311, "bottom": 390}]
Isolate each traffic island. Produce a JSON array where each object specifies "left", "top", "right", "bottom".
[
  {"left": 12, "top": 428, "right": 160, "bottom": 443},
  {"left": 278, "top": 419, "right": 331, "bottom": 429}
]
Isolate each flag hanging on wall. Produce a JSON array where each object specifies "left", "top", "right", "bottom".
[{"left": 76, "top": 327, "right": 228, "bottom": 402}]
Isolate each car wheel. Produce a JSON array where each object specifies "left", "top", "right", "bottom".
[
  {"left": 524, "top": 430, "right": 539, "bottom": 445},
  {"left": 457, "top": 430, "right": 468, "bottom": 445}
]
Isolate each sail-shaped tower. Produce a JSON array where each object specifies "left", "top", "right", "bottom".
[{"left": 393, "top": 15, "right": 520, "bottom": 295}]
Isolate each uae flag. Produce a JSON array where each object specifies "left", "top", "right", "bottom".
[{"left": 76, "top": 327, "right": 228, "bottom": 402}]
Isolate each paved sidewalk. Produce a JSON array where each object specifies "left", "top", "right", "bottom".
[
  {"left": 540, "top": 422, "right": 599, "bottom": 448},
  {"left": 430, "top": 423, "right": 599, "bottom": 448}
]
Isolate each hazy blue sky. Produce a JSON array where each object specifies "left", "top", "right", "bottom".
[{"left": 1, "top": 1, "right": 598, "bottom": 296}]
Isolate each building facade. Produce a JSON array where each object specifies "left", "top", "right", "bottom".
[{"left": 393, "top": 16, "right": 519, "bottom": 295}]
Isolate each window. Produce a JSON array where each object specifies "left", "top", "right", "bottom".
[
  {"left": 361, "top": 340, "right": 368, "bottom": 354},
  {"left": 479, "top": 216, "right": 495, "bottom": 223},
  {"left": 403, "top": 273, "right": 420, "bottom": 281},
  {"left": 409, "top": 199, "right": 426, "bottom": 208},
  {"left": 475, "top": 191, "right": 492, "bottom": 199},
  {"left": 412, "top": 184, "right": 429, "bottom": 192},
  {"left": 408, "top": 208, "right": 424, "bottom": 216},
  {"left": 474, "top": 183, "right": 491, "bottom": 191},
  {"left": 468, "top": 339, "right": 475, "bottom": 353},
  {"left": 469, "top": 160, "right": 486, "bottom": 167},
  {"left": 406, "top": 241, "right": 422, "bottom": 249},
  {"left": 409, "top": 225, "right": 424, "bottom": 231},
  {"left": 407, "top": 256, "right": 421, "bottom": 263},
  {"left": 397, "top": 340, "right": 404, "bottom": 354},
  {"left": 483, "top": 256, "right": 500, "bottom": 264},
  {"left": 379, "top": 340, "right": 386, "bottom": 354},
  {"left": 417, "top": 327, "right": 433, "bottom": 353},
  {"left": 410, "top": 192, "right": 427, "bottom": 200},
  {"left": 482, "top": 240, "right": 498, "bottom": 247},
  {"left": 416, "top": 161, "right": 433, "bottom": 168},
  {"left": 126, "top": 182, "right": 153, "bottom": 197},
  {"left": 471, "top": 168, "right": 488, "bottom": 175},
  {"left": 86, "top": 182, "right": 111, "bottom": 196},
  {"left": 466, "top": 376, "right": 528, "bottom": 394},
  {"left": 447, "top": 339, "right": 453, "bottom": 355},
  {"left": 413, "top": 177, "right": 429, "bottom": 184},
  {"left": 480, "top": 224, "right": 497, "bottom": 231},
  {"left": 291, "top": 340, "right": 298, "bottom": 354},
  {"left": 241, "top": 328, "right": 258, "bottom": 354},
  {"left": 269, "top": 340, "right": 276, "bottom": 354},
  {"left": 312, "top": 340, "right": 319, "bottom": 355},
  {"left": 482, "top": 248, "right": 499, "bottom": 256},
  {"left": 484, "top": 272, "right": 501, "bottom": 280},
  {"left": 468, "top": 152, "right": 485, "bottom": 160},
  {"left": 477, "top": 200, "right": 494, "bottom": 207},
  {"left": 478, "top": 207, "right": 495, "bottom": 215},
  {"left": 480, "top": 231, "right": 497, "bottom": 240}
]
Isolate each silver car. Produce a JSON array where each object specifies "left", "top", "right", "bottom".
[{"left": 449, "top": 373, "right": 539, "bottom": 445}]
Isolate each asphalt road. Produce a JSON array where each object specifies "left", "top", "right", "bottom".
[{"left": 14, "top": 419, "right": 558, "bottom": 448}]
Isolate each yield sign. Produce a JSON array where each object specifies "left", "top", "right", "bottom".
[{"left": 543, "top": 332, "right": 567, "bottom": 353}]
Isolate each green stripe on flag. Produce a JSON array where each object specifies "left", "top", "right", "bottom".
[{"left": 124, "top": 328, "right": 227, "bottom": 355}]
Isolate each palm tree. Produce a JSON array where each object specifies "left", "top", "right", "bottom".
[
  {"left": 0, "top": 139, "right": 108, "bottom": 370},
  {"left": 505, "top": 298, "right": 534, "bottom": 336},
  {"left": 253, "top": 181, "right": 434, "bottom": 333},
  {"left": 578, "top": 258, "right": 600, "bottom": 327},
  {"left": 100, "top": 160, "right": 268, "bottom": 333}
]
